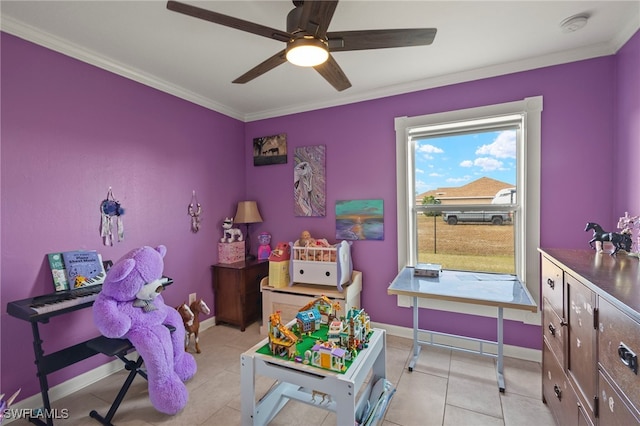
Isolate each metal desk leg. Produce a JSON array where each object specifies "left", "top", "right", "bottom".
[
  {"left": 496, "top": 307, "right": 505, "bottom": 393},
  {"left": 408, "top": 295, "right": 421, "bottom": 372}
]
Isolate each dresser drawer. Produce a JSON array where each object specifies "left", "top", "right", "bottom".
[
  {"left": 541, "top": 256, "right": 564, "bottom": 317},
  {"left": 598, "top": 370, "right": 640, "bottom": 424},
  {"left": 543, "top": 298, "right": 566, "bottom": 367},
  {"left": 566, "top": 273, "right": 597, "bottom": 422},
  {"left": 543, "top": 342, "right": 580, "bottom": 426},
  {"left": 598, "top": 296, "right": 640, "bottom": 412}
]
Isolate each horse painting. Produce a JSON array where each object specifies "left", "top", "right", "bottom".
[{"left": 585, "top": 222, "right": 632, "bottom": 255}]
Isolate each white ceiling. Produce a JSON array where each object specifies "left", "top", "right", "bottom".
[{"left": 2, "top": 1, "right": 639, "bottom": 121}]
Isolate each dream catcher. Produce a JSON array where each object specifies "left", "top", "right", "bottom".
[
  {"left": 100, "top": 187, "right": 125, "bottom": 246},
  {"left": 188, "top": 190, "right": 202, "bottom": 233}
]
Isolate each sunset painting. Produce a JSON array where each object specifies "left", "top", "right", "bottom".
[{"left": 335, "top": 199, "right": 384, "bottom": 241}]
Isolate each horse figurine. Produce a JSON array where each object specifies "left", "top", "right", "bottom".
[
  {"left": 585, "top": 222, "right": 632, "bottom": 255},
  {"left": 176, "top": 302, "right": 195, "bottom": 349},
  {"left": 178, "top": 299, "right": 211, "bottom": 353}
]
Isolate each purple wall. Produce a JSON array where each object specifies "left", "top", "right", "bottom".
[
  {"left": 1, "top": 29, "right": 638, "bottom": 404},
  {"left": 613, "top": 30, "right": 640, "bottom": 216},
  {"left": 244, "top": 55, "right": 619, "bottom": 338},
  {"left": 1, "top": 33, "right": 245, "bottom": 400}
]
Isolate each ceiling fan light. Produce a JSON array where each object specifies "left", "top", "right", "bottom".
[{"left": 286, "top": 37, "right": 329, "bottom": 67}]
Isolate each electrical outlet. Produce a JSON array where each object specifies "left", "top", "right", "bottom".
[{"left": 188, "top": 292, "right": 196, "bottom": 305}]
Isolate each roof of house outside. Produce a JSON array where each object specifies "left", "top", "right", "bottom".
[{"left": 417, "top": 177, "right": 514, "bottom": 205}]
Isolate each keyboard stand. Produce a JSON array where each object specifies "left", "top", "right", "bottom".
[
  {"left": 28, "top": 321, "right": 100, "bottom": 426},
  {"left": 86, "top": 337, "right": 143, "bottom": 426},
  {"left": 86, "top": 325, "right": 175, "bottom": 425}
]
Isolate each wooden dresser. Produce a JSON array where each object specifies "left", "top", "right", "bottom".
[
  {"left": 211, "top": 259, "right": 269, "bottom": 331},
  {"left": 539, "top": 248, "right": 640, "bottom": 425}
]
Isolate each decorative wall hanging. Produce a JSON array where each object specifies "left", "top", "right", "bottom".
[
  {"left": 336, "top": 199, "right": 384, "bottom": 240},
  {"left": 253, "top": 133, "right": 287, "bottom": 166},
  {"left": 188, "top": 190, "right": 202, "bottom": 233},
  {"left": 100, "top": 187, "right": 125, "bottom": 246},
  {"left": 294, "top": 145, "right": 326, "bottom": 216}
]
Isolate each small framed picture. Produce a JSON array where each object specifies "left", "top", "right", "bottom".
[{"left": 253, "top": 133, "right": 287, "bottom": 166}]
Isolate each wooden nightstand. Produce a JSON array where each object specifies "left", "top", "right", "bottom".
[{"left": 211, "top": 259, "right": 269, "bottom": 331}]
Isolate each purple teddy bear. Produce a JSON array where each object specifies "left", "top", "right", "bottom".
[{"left": 93, "top": 245, "right": 196, "bottom": 415}]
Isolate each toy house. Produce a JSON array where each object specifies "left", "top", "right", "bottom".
[
  {"left": 266, "top": 312, "right": 298, "bottom": 358},
  {"left": 298, "top": 295, "right": 340, "bottom": 325},
  {"left": 310, "top": 341, "right": 347, "bottom": 372},
  {"left": 295, "top": 308, "right": 321, "bottom": 334}
]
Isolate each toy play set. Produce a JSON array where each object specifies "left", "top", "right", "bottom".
[{"left": 262, "top": 295, "right": 371, "bottom": 373}]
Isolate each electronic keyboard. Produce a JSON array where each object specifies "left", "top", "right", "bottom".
[{"left": 7, "top": 276, "right": 172, "bottom": 323}]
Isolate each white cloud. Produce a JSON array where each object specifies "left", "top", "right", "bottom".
[
  {"left": 476, "top": 130, "right": 516, "bottom": 159},
  {"left": 460, "top": 160, "right": 473, "bottom": 167},
  {"left": 473, "top": 157, "right": 503, "bottom": 171},
  {"left": 417, "top": 144, "right": 444, "bottom": 154},
  {"left": 446, "top": 176, "right": 471, "bottom": 183}
]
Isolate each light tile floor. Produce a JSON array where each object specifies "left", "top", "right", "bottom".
[{"left": 11, "top": 322, "right": 556, "bottom": 425}]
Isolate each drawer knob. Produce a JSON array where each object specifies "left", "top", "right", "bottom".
[
  {"left": 547, "top": 278, "right": 555, "bottom": 289},
  {"left": 548, "top": 323, "right": 556, "bottom": 337},
  {"left": 553, "top": 384, "right": 562, "bottom": 400},
  {"left": 618, "top": 343, "right": 638, "bottom": 375}
]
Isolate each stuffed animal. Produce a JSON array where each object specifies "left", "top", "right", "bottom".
[
  {"left": 93, "top": 245, "right": 197, "bottom": 415},
  {"left": 220, "top": 217, "right": 243, "bottom": 243}
]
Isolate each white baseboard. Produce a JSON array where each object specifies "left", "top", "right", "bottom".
[
  {"left": 4, "top": 316, "right": 538, "bottom": 424},
  {"left": 371, "top": 321, "right": 541, "bottom": 363}
]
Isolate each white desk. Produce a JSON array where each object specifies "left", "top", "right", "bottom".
[
  {"left": 240, "top": 328, "right": 386, "bottom": 425},
  {"left": 387, "top": 267, "right": 537, "bottom": 392}
]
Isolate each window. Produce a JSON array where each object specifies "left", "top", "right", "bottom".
[{"left": 396, "top": 96, "right": 543, "bottom": 307}]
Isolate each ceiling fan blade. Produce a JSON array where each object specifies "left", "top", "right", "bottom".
[
  {"left": 327, "top": 28, "right": 437, "bottom": 51},
  {"left": 232, "top": 50, "right": 288, "bottom": 84},
  {"left": 167, "top": 1, "right": 292, "bottom": 42},
  {"left": 313, "top": 54, "right": 351, "bottom": 92},
  {"left": 299, "top": 0, "right": 338, "bottom": 37}
]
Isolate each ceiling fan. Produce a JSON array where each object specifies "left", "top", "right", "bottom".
[{"left": 166, "top": 0, "right": 437, "bottom": 91}]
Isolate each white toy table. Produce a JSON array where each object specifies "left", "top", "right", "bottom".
[{"left": 240, "top": 328, "right": 386, "bottom": 425}]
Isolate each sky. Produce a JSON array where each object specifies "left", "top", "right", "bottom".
[{"left": 414, "top": 129, "right": 516, "bottom": 194}]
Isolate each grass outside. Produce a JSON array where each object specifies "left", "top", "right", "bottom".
[{"left": 417, "top": 214, "right": 515, "bottom": 274}]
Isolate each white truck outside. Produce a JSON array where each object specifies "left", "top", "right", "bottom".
[{"left": 442, "top": 188, "right": 515, "bottom": 225}]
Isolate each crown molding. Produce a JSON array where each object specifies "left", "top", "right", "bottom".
[
  {"left": 1, "top": 16, "right": 245, "bottom": 121},
  {"left": 3, "top": 13, "right": 637, "bottom": 123}
]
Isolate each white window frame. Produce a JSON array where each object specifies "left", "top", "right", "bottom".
[{"left": 395, "top": 96, "right": 543, "bottom": 322}]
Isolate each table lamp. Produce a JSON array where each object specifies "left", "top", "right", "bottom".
[{"left": 234, "top": 201, "right": 263, "bottom": 260}]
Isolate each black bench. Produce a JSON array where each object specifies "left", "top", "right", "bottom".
[{"left": 86, "top": 324, "right": 175, "bottom": 425}]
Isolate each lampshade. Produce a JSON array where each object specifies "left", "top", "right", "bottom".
[
  {"left": 286, "top": 36, "right": 329, "bottom": 67},
  {"left": 234, "top": 201, "right": 263, "bottom": 224}
]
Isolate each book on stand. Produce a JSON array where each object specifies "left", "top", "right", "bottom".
[
  {"left": 47, "top": 253, "right": 70, "bottom": 291},
  {"left": 47, "top": 250, "right": 106, "bottom": 291}
]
